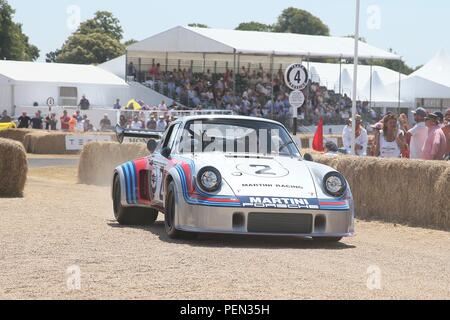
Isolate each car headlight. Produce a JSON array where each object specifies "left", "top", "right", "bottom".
[
  {"left": 323, "top": 172, "right": 347, "bottom": 197},
  {"left": 197, "top": 167, "right": 222, "bottom": 192}
]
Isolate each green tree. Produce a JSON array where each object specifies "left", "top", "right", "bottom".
[
  {"left": 78, "top": 11, "right": 123, "bottom": 41},
  {"left": 0, "top": 0, "right": 39, "bottom": 61},
  {"left": 49, "top": 11, "right": 125, "bottom": 64},
  {"left": 235, "top": 22, "right": 273, "bottom": 32},
  {"left": 56, "top": 33, "right": 125, "bottom": 65},
  {"left": 273, "top": 7, "right": 330, "bottom": 36},
  {"left": 188, "top": 23, "right": 209, "bottom": 28}
]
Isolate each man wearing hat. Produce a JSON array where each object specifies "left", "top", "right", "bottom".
[
  {"left": 156, "top": 115, "right": 167, "bottom": 132},
  {"left": 422, "top": 113, "right": 447, "bottom": 160},
  {"left": 342, "top": 114, "right": 368, "bottom": 156},
  {"left": 404, "top": 107, "right": 429, "bottom": 160}
]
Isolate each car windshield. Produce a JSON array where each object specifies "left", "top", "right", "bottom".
[{"left": 177, "top": 119, "right": 300, "bottom": 157}]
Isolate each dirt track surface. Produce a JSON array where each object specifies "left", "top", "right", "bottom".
[{"left": 0, "top": 166, "right": 449, "bottom": 300}]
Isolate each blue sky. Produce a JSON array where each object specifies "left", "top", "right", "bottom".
[{"left": 7, "top": 0, "right": 450, "bottom": 67}]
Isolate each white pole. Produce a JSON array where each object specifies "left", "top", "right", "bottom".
[{"left": 351, "top": 0, "right": 361, "bottom": 155}]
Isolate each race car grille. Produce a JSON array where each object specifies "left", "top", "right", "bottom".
[{"left": 247, "top": 213, "right": 313, "bottom": 234}]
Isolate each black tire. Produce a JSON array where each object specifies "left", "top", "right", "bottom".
[
  {"left": 312, "top": 237, "right": 343, "bottom": 243},
  {"left": 165, "top": 181, "right": 196, "bottom": 240},
  {"left": 113, "top": 175, "right": 158, "bottom": 226}
]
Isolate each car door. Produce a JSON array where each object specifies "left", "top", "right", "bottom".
[{"left": 151, "top": 123, "right": 182, "bottom": 207}]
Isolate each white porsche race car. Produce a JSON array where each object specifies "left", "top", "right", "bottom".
[{"left": 112, "top": 115, "right": 355, "bottom": 242}]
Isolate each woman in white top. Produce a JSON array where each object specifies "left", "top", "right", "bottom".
[{"left": 375, "top": 114, "right": 407, "bottom": 158}]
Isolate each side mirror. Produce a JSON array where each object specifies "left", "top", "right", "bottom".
[
  {"left": 303, "top": 153, "right": 314, "bottom": 162},
  {"left": 147, "top": 139, "right": 158, "bottom": 153},
  {"left": 160, "top": 147, "right": 172, "bottom": 159}
]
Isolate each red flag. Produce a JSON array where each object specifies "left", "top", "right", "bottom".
[{"left": 312, "top": 117, "right": 324, "bottom": 152}]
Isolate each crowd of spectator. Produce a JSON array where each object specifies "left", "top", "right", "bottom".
[
  {"left": 337, "top": 108, "right": 450, "bottom": 161},
  {"left": 1, "top": 108, "right": 114, "bottom": 133},
  {"left": 133, "top": 62, "right": 380, "bottom": 127}
]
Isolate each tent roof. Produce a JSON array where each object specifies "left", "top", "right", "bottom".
[
  {"left": 128, "top": 26, "right": 401, "bottom": 60},
  {"left": 360, "top": 70, "right": 399, "bottom": 102},
  {"left": 409, "top": 49, "right": 450, "bottom": 88},
  {"left": 0, "top": 60, "right": 128, "bottom": 87}
]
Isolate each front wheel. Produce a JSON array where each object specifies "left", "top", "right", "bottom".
[
  {"left": 165, "top": 182, "right": 196, "bottom": 240},
  {"left": 113, "top": 175, "right": 158, "bottom": 226}
]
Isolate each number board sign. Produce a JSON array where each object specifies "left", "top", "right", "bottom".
[{"left": 284, "top": 63, "right": 309, "bottom": 91}]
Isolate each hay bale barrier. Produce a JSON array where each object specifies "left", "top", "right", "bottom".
[
  {"left": 78, "top": 142, "right": 148, "bottom": 186},
  {"left": 313, "top": 154, "right": 450, "bottom": 230},
  {"left": 0, "top": 129, "right": 35, "bottom": 144},
  {"left": 0, "top": 138, "right": 28, "bottom": 198}
]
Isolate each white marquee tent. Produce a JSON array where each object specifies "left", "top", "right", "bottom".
[
  {"left": 388, "top": 50, "right": 450, "bottom": 102},
  {"left": 0, "top": 60, "right": 129, "bottom": 115},
  {"left": 129, "top": 26, "right": 401, "bottom": 60}
]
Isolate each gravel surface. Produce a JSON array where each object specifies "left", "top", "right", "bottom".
[{"left": 0, "top": 166, "right": 449, "bottom": 300}]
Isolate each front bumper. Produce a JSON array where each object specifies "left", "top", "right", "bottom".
[{"left": 176, "top": 201, "right": 355, "bottom": 238}]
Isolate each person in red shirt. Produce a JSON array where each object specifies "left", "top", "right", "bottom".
[{"left": 60, "top": 110, "right": 71, "bottom": 131}]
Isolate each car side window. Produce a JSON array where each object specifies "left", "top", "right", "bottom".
[{"left": 163, "top": 123, "right": 181, "bottom": 150}]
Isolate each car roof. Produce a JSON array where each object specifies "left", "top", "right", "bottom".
[{"left": 176, "top": 115, "right": 284, "bottom": 126}]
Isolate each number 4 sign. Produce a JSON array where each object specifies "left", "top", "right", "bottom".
[{"left": 284, "top": 63, "right": 309, "bottom": 91}]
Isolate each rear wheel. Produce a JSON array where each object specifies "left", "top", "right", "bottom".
[
  {"left": 113, "top": 175, "right": 158, "bottom": 226},
  {"left": 165, "top": 181, "right": 196, "bottom": 240},
  {"left": 313, "top": 237, "right": 343, "bottom": 243}
]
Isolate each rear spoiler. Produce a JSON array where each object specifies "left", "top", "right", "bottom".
[{"left": 115, "top": 125, "right": 164, "bottom": 144}]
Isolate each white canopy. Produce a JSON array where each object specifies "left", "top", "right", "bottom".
[
  {"left": 387, "top": 50, "right": 450, "bottom": 101},
  {"left": 0, "top": 60, "right": 128, "bottom": 87},
  {"left": 129, "top": 26, "right": 401, "bottom": 60},
  {"left": 360, "top": 70, "right": 400, "bottom": 102}
]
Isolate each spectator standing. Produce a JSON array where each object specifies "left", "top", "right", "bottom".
[
  {"left": 69, "top": 114, "right": 78, "bottom": 132},
  {"left": 129, "top": 117, "right": 143, "bottom": 130},
  {"left": 442, "top": 109, "right": 450, "bottom": 159},
  {"left": 113, "top": 99, "right": 121, "bottom": 110},
  {"left": 128, "top": 62, "right": 137, "bottom": 80},
  {"left": 375, "top": 114, "right": 407, "bottom": 158},
  {"left": 422, "top": 113, "right": 447, "bottom": 160},
  {"left": 156, "top": 116, "right": 167, "bottom": 132},
  {"left": 0, "top": 110, "right": 12, "bottom": 123},
  {"left": 30, "top": 112, "right": 43, "bottom": 129},
  {"left": 100, "top": 114, "right": 112, "bottom": 131},
  {"left": 78, "top": 95, "right": 90, "bottom": 111},
  {"left": 60, "top": 110, "right": 71, "bottom": 131},
  {"left": 45, "top": 113, "right": 58, "bottom": 130},
  {"left": 18, "top": 112, "right": 31, "bottom": 129},
  {"left": 404, "top": 108, "right": 429, "bottom": 160},
  {"left": 147, "top": 117, "right": 157, "bottom": 130},
  {"left": 342, "top": 115, "right": 368, "bottom": 156}
]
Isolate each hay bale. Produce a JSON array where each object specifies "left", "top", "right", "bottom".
[
  {"left": 313, "top": 154, "right": 450, "bottom": 230},
  {"left": 23, "top": 132, "right": 116, "bottom": 155},
  {"left": 78, "top": 142, "right": 148, "bottom": 186},
  {"left": 0, "top": 129, "right": 35, "bottom": 144},
  {"left": 0, "top": 138, "right": 27, "bottom": 197}
]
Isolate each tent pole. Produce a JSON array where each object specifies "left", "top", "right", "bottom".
[
  {"left": 203, "top": 53, "right": 206, "bottom": 73},
  {"left": 270, "top": 53, "right": 274, "bottom": 106},
  {"left": 165, "top": 52, "right": 168, "bottom": 73},
  {"left": 398, "top": 58, "right": 402, "bottom": 113},
  {"left": 369, "top": 61, "right": 373, "bottom": 110},
  {"left": 233, "top": 49, "right": 237, "bottom": 98},
  {"left": 339, "top": 57, "right": 342, "bottom": 95},
  {"left": 11, "top": 84, "right": 15, "bottom": 116},
  {"left": 351, "top": 0, "right": 361, "bottom": 156}
]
